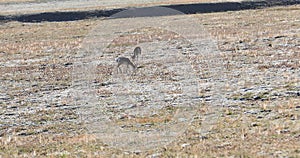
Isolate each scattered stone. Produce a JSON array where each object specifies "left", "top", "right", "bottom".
[
  {"left": 176, "top": 46, "right": 182, "bottom": 49},
  {"left": 261, "top": 109, "right": 272, "bottom": 113},
  {"left": 257, "top": 116, "right": 263, "bottom": 119},
  {"left": 147, "top": 153, "right": 161, "bottom": 158},
  {"left": 133, "top": 150, "right": 141, "bottom": 155},
  {"left": 251, "top": 122, "right": 259, "bottom": 127},
  {"left": 280, "top": 129, "right": 290, "bottom": 134},
  {"left": 198, "top": 135, "right": 209, "bottom": 140},
  {"left": 274, "top": 35, "right": 287, "bottom": 39},
  {"left": 244, "top": 109, "right": 259, "bottom": 115},
  {"left": 64, "top": 62, "right": 73, "bottom": 67},
  {"left": 181, "top": 143, "right": 190, "bottom": 148},
  {"left": 4, "top": 113, "right": 15, "bottom": 116},
  {"left": 0, "top": 95, "right": 11, "bottom": 101}
]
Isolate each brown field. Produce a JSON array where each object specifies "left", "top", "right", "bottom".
[{"left": 0, "top": 4, "right": 299, "bottom": 158}]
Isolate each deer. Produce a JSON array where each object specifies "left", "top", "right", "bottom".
[
  {"left": 131, "top": 46, "right": 141, "bottom": 61},
  {"left": 115, "top": 57, "right": 136, "bottom": 74}
]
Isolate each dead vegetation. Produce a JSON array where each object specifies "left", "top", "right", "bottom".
[{"left": 0, "top": 4, "right": 299, "bottom": 157}]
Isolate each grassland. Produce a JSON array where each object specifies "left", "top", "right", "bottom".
[{"left": 0, "top": 4, "right": 299, "bottom": 157}]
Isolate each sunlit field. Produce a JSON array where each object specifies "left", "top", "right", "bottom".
[{"left": 0, "top": 2, "right": 299, "bottom": 157}]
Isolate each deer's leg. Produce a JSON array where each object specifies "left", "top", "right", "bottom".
[
  {"left": 126, "top": 64, "right": 130, "bottom": 74},
  {"left": 117, "top": 63, "right": 122, "bottom": 74}
]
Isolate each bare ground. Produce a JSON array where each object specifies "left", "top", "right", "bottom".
[
  {"left": 0, "top": 4, "right": 299, "bottom": 157},
  {"left": 0, "top": 0, "right": 244, "bottom": 15}
]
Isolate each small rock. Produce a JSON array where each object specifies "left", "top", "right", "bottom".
[
  {"left": 280, "top": 129, "right": 289, "bottom": 134},
  {"left": 274, "top": 35, "right": 286, "bottom": 39},
  {"left": 64, "top": 62, "right": 73, "bottom": 67},
  {"left": 244, "top": 109, "right": 259, "bottom": 114},
  {"left": 176, "top": 46, "right": 182, "bottom": 49},
  {"left": 200, "top": 136, "right": 208, "bottom": 140},
  {"left": 133, "top": 150, "right": 141, "bottom": 155},
  {"left": 257, "top": 116, "right": 263, "bottom": 119},
  {"left": 7, "top": 106, "right": 18, "bottom": 109},
  {"left": 251, "top": 122, "right": 259, "bottom": 127},
  {"left": 0, "top": 95, "right": 11, "bottom": 101},
  {"left": 147, "top": 153, "right": 161, "bottom": 158},
  {"left": 261, "top": 109, "right": 272, "bottom": 113},
  {"left": 181, "top": 143, "right": 190, "bottom": 148},
  {"left": 5, "top": 113, "right": 15, "bottom": 116}
]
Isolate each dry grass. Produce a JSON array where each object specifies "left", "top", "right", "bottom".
[{"left": 0, "top": 4, "right": 299, "bottom": 157}]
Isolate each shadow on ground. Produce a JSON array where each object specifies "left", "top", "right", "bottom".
[{"left": 0, "top": 0, "right": 299, "bottom": 23}]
